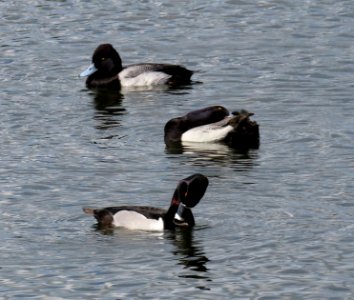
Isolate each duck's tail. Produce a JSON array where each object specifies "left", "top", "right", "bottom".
[
  {"left": 225, "top": 110, "right": 260, "bottom": 149},
  {"left": 228, "top": 110, "right": 254, "bottom": 128},
  {"left": 83, "top": 207, "right": 95, "bottom": 215},
  {"left": 83, "top": 207, "right": 114, "bottom": 228}
]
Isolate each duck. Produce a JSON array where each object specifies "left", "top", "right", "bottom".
[
  {"left": 79, "top": 43, "right": 194, "bottom": 89},
  {"left": 164, "top": 106, "right": 260, "bottom": 149},
  {"left": 83, "top": 174, "right": 208, "bottom": 231}
]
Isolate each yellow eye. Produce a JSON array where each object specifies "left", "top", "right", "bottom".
[{"left": 101, "top": 57, "right": 105, "bottom": 61}]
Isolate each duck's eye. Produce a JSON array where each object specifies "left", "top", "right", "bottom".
[{"left": 101, "top": 57, "right": 106, "bottom": 61}]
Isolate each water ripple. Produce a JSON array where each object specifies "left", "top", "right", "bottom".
[{"left": 1, "top": 0, "right": 354, "bottom": 299}]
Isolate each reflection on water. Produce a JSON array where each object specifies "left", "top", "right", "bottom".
[
  {"left": 3, "top": 0, "right": 354, "bottom": 297},
  {"left": 166, "top": 141, "right": 235, "bottom": 155},
  {"left": 166, "top": 142, "right": 259, "bottom": 168},
  {"left": 165, "top": 229, "right": 211, "bottom": 285},
  {"left": 88, "top": 89, "right": 126, "bottom": 131},
  {"left": 92, "top": 225, "right": 211, "bottom": 286},
  {"left": 91, "top": 223, "right": 115, "bottom": 235},
  {"left": 91, "top": 89, "right": 125, "bottom": 114}
]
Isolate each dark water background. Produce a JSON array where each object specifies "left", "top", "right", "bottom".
[{"left": 1, "top": 1, "right": 354, "bottom": 299}]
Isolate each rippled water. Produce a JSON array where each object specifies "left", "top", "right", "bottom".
[{"left": 1, "top": 0, "right": 354, "bottom": 299}]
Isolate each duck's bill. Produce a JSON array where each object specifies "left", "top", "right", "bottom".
[{"left": 79, "top": 64, "right": 97, "bottom": 77}]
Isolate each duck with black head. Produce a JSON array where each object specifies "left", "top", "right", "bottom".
[
  {"left": 83, "top": 174, "right": 209, "bottom": 231},
  {"left": 164, "top": 106, "right": 260, "bottom": 149},
  {"left": 80, "top": 44, "right": 194, "bottom": 89}
]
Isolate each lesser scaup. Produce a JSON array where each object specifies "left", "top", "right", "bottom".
[
  {"left": 164, "top": 106, "right": 260, "bottom": 149},
  {"left": 80, "top": 43, "right": 194, "bottom": 89},
  {"left": 83, "top": 174, "right": 208, "bottom": 231}
]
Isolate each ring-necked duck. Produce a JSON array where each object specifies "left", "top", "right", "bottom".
[
  {"left": 164, "top": 106, "right": 260, "bottom": 149},
  {"left": 80, "top": 44, "right": 194, "bottom": 89},
  {"left": 83, "top": 174, "right": 208, "bottom": 231}
]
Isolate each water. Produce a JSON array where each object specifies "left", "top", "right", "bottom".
[{"left": 1, "top": 0, "right": 354, "bottom": 299}]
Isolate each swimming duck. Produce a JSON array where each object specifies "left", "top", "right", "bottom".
[
  {"left": 80, "top": 43, "right": 194, "bottom": 89},
  {"left": 83, "top": 174, "right": 208, "bottom": 231},
  {"left": 164, "top": 106, "right": 260, "bottom": 149}
]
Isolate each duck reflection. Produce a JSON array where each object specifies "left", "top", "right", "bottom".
[
  {"left": 91, "top": 225, "right": 211, "bottom": 287},
  {"left": 89, "top": 89, "right": 126, "bottom": 130},
  {"left": 165, "top": 142, "right": 259, "bottom": 169},
  {"left": 166, "top": 140, "right": 253, "bottom": 155},
  {"left": 90, "top": 89, "right": 124, "bottom": 111},
  {"left": 165, "top": 229, "right": 210, "bottom": 280}
]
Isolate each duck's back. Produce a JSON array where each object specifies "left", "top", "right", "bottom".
[
  {"left": 119, "top": 63, "right": 193, "bottom": 87},
  {"left": 84, "top": 206, "right": 167, "bottom": 231},
  {"left": 99, "top": 206, "right": 167, "bottom": 220}
]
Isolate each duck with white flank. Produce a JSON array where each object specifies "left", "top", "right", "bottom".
[
  {"left": 80, "top": 44, "right": 194, "bottom": 89},
  {"left": 164, "top": 106, "right": 260, "bottom": 149},
  {"left": 83, "top": 174, "right": 208, "bottom": 231}
]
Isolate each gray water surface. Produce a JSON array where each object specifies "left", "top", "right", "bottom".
[{"left": 1, "top": 1, "right": 354, "bottom": 299}]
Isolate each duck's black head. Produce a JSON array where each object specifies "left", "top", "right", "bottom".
[
  {"left": 164, "top": 173, "right": 209, "bottom": 229},
  {"left": 82, "top": 44, "right": 123, "bottom": 88},
  {"left": 92, "top": 44, "right": 123, "bottom": 74}
]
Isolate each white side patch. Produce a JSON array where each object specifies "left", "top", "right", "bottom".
[
  {"left": 112, "top": 210, "right": 164, "bottom": 231},
  {"left": 119, "top": 71, "right": 171, "bottom": 87},
  {"left": 181, "top": 124, "right": 234, "bottom": 143}
]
